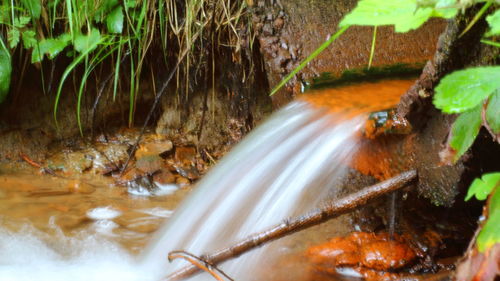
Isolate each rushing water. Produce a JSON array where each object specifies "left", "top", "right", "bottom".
[
  {"left": 0, "top": 79, "right": 413, "bottom": 281},
  {"left": 141, "top": 101, "right": 365, "bottom": 280}
]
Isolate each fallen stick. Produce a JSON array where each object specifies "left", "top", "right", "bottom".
[{"left": 166, "top": 169, "right": 418, "bottom": 280}]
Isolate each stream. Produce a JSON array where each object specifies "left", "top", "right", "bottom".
[{"left": 0, "top": 79, "right": 416, "bottom": 281}]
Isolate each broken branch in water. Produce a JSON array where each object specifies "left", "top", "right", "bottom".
[
  {"left": 166, "top": 169, "right": 418, "bottom": 280},
  {"left": 167, "top": 251, "right": 234, "bottom": 281}
]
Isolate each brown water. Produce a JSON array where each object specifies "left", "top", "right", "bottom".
[
  {"left": 0, "top": 166, "right": 191, "bottom": 254},
  {"left": 0, "top": 78, "right": 415, "bottom": 281}
]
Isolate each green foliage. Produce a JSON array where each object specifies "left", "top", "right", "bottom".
[
  {"left": 434, "top": 67, "right": 500, "bottom": 113},
  {"left": 486, "top": 90, "right": 500, "bottom": 133},
  {"left": 21, "top": 30, "right": 36, "bottom": 49},
  {"left": 449, "top": 105, "right": 483, "bottom": 162},
  {"left": 7, "top": 29, "right": 20, "bottom": 48},
  {"left": 31, "top": 34, "right": 72, "bottom": 63},
  {"left": 74, "top": 28, "right": 101, "bottom": 53},
  {"left": 477, "top": 187, "right": 500, "bottom": 252},
  {"left": 0, "top": 41, "right": 12, "bottom": 104},
  {"left": 21, "top": 0, "right": 41, "bottom": 19},
  {"left": 486, "top": 9, "right": 500, "bottom": 36},
  {"left": 106, "top": 6, "right": 123, "bottom": 34},
  {"left": 339, "top": 0, "right": 456, "bottom": 32},
  {"left": 466, "top": 173, "right": 500, "bottom": 201}
]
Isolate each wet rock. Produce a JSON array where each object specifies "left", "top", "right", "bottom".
[
  {"left": 174, "top": 146, "right": 197, "bottom": 166},
  {"left": 126, "top": 174, "right": 159, "bottom": 196},
  {"left": 135, "top": 154, "right": 164, "bottom": 174},
  {"left": 307, "top": 232, "right": 416, "bottom": 273},
  {"left": 135, "top": 141, "right": 173, "bottom": 158},
  {"left": 174, "top": 165, "right": 200, "bottom": 180},
  {"left": 175, "top": 176, "right": 190, "bottom": 188},
  {"left": 152, "top": 169, "right": 176, "bottom": 185},
  {"left": 120, "top": 168, "right": 142, "bottom": 182}
]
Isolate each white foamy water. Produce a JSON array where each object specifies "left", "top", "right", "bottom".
[
  {"left": 141, "top": 101, "right": 365, "bottom": 280},
  {"left": 0, "top": 100, "right": 365, "bottom": 281},
  {"left": 0, "top": 224, "right": 153, "bottom": 281}
]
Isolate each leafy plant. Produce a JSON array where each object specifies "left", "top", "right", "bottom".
[
  {"left": 271, "top": 0, "right": 500, "bottom": 258},
  {"left": 0, "top": 0, "right": 249, "bottom": 134},
  {"left": 465, "top": 173, "right": 500, "bottom": 252}
]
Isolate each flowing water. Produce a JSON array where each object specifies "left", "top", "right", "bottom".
[{"left": 0, "top": 79, "right": 413, "bottom": 281}]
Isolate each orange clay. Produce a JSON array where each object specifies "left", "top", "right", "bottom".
[
  {"left": 299, "top": 79, "right": 414, "bottom": 118},
  {"left": 306, "top": 232, "right": 416, "bottom": 279}
]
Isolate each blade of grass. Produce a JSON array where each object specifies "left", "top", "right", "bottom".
[
  {"left": 54, "top": 36, "right": 103, "bottom": 128},
  {"left": 112, "top": 36, "right": 123, "bottom": 101},
  {"left": 77, "top": 41, "right": 119, "bottom": 135},
  {"left": 368, "top": 26, "right": 377, "bottom": 69},
  {"left": 459, "top": 1, "right": 492, "bottom": 38},
  {"left": 481, "top": 39, "right": 500, "bottom": 48},
  {"left": 269, "top": 25, "right": 349, "bottom": 96}
]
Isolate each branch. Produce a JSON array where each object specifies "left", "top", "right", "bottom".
[{"left": 166, "top": 170, "right": 417, "bottom": 280}]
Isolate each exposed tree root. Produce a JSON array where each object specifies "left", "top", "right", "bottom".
[{"left": 166, "top": 170, "right": 417, "bottom": 280}]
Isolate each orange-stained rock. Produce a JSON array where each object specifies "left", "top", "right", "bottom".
[{"left": 306, "top": 232, "right": 417, "bottom": 280}]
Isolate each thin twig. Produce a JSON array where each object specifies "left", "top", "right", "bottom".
[
  {"left": 167, "top": 251, "right": 234, "bottom": 281},
  {"left": 167, "top": 170, "right": 417, "bottom": 280}
]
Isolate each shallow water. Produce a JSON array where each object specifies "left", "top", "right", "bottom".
[{"left": 0, "top": 78, "right": 413, "bottom": 281}]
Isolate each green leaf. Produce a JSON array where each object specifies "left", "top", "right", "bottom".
[
  {"left": 31, "top": 34, "right": 72, "bottom": 63},
  {"left": 94, "top": 0, "right": 119, "bottom": 22},
  {"left": 434, "top": 67, "right": 500, "bottom": 113},
  {"left": 106, "top": 6, "right": 124, "bottom": 34},
  {"left": 486, "top": 90, "right": 500, "bottom": 133},
  {"left": 73, "top": 28, "right": 101, "bottom": 53},
  {"left": 430, "top": 0, "right": 459, "bottom": 19},
  {"left": 21, "top": 30, "right": 37, "bottom": 49},
  {"left": 14, "top": 16, "right": 31, "bottom": 28},
  {"left": 7, "top": 29, "right": 20, "bottom": 48},
  {"left": 340, "top": 0, "right": 434, "bottom": 32},
  {"left": 21, "top": 0, "right": 41, "bottom": 19},
  {"left": 466, "top": 173, "right": 500, "bottom": 201},
  {"left": 0, "top": 42, "right": 12, "bottom": 103},
  {"left": 486, "top": 9, "right": 500, "bottom": 36},
  {"left": 449, "top": 105, "right": 482, "bottom": 162},
  {"left": 477, "top": 188, "right": 500, "bottom": 252}
]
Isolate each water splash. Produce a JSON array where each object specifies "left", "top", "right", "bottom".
[
  {"left": 0, "top": 80, "right": 407, "bottom": 280},
  {"left": 140, "top": 101, "right": 366, "bottom": 280}
]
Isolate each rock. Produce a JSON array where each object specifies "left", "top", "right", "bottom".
[
  {"left": 176, "top": 176, "right": 190, "bottom": 188},
  {"left": 174, "top": 146, "right": 197, "bottom": 166},
  {"left": 152, "top": 169, "right": 176, "bottom": 185},
  {"left": 174, "top": 165, "right": 200, "bottom": 180},
  {"left": 135, "top": 141, "right": 173, "bottom": 158},
  {"left": 135, "top": 155, "right": 164, "bottom": 174}
]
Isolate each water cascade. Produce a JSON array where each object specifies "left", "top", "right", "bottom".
[{"left": 0, "top": 79, "right": 412, "bottom": 281}]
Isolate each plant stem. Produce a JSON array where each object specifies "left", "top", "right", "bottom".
[
  {"left": 269, "top": 25, "right": 349, "bottom": 96},
  {"left": 368, "top": 26, "right": 377, "bottom": 69}
]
